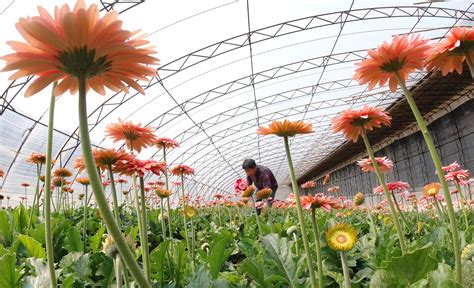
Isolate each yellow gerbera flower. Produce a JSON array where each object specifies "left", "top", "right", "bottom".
[
  {"left": 325, "top": 223, "right": 357, "bottom": 252},
  {"left": 183, "top": 206, "right": 198, "bottom": 219}
]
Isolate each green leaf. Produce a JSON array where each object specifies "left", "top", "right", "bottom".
[
  {"left": 90, "top": 227, "right": 105, "bottom": 252},
  {"left": 28, "top": 223, "right": 45, "bottom": 244},
  {"left": 187, "top": 265, "right": 212, "bottom": 288},
  {"left": 261, "top": 234, "right": 297, "bottom": 288},
  {"left": 59, "top": 252, "right": 91, "bottom": 279},
  {"left": 12, "top": 204, "right": 28, "bottom": 234},
  {"left": 207, "top": 234, "right": 233, "bottom": 279},
  {"left": 171, "top": 240, "right": 187, "bottom": 286},
  {"left": 18, "top": 234, "right": 46, "bottom": 259},
  {"left": 387, "top": 244, "right": 438, "bottom": 285},
  {"left": 150, "top": 239, "right": 171, "bottom": 281},
  {"left": 0, "top": 210, "right": 14, "bottom": 247},
  {"left": 65, "top": 227, "right": 83, "bottom": 252},
  {"left": 241, "top": 258, "right": 269, "bottom": 288},
  {"left": 90, "top": 252, "right": 114, "bottom": 287},
  {"left": 369, "top": 269, "right": 399, "bottom": 288},
  {"left": 237, "top": 238, "right": 257, "bottom": 258},
  {"left": 23, "top": 258, "right": 53, "bottom": 288},
  {"left": 426, "top": 263, "right": 459, "bottom": 288},
  {"left": 212, "top": 278, "right": 232, "bottom": 288},
  {"left": 0, "top": 253, "right": 22, "bottom": 288}
]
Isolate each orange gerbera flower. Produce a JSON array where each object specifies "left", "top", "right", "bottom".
[
  {"left": 242, "top": 185, "right": 256, "bottom": 197},
  {"left": 170, "top": 164, "right": 195, "bottom": 176},
  {"left": 322, "top": 173, "right": 330, "bottom": 185},
  {"left": 51, "top": 177, "right": 63, "bottom": 187},
  {"left": 357, "top": 157, "right": 394, "bottom": 174},
  {"left": 105, "top": 119, "right": 156, "bottom": 152},
  {"left": 257, "top": 120, "right": 313, "bottom": 137},
  {"left": 423, "top": 183, "right": 441, "bottom": 197},
  {"left": 155, "top": 186, "right": 172, "bottom": 198},
  {"left": 0, "top": 168, "right": 4, "bottom": 178},
  {"left": 155, "top": 137, "right": 180, "bottom": 150},
  {"left": 256, "top": 188, "right": 273, "bottom": 199},
  {"left": 76, "top": 177, "right": 90, "bottom": 185},
  {"left": 301, "top": 181, "right": 316, "bottom": 189},
  {"left": 26, "top": 152, "right": 47, "bottom": 164},
  {"left": 426, "top": 27, "right": 474, "bottom": 76},
  {"left": 300, "top": 193, "right": 341, "bottom": 212},
  {"left": 1, "top": 0, "right": 159, "bottom": 97},
  {"left": 354, "top": 34, "right": 430, "bottom": 92},
  {"left": 95, "top": 148, "right": 129, "bottom": 167},
  {"left": 54, "top": 167, "right": 73, "bottom": 178},
  {"left": 332, "top": 105, "right": 391, "bottom": 142}
]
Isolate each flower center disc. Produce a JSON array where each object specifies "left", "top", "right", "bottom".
[{"left": 336, "top": 234, "right": 347, "bottom": 244}]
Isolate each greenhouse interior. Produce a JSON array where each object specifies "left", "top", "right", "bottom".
[{"left": 0, "top": 0, "right": 473, "bottom": 287}]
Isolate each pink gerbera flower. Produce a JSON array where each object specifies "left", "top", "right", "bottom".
[{"left": 445, "top": 170, "right": 470, "bottom": 183}]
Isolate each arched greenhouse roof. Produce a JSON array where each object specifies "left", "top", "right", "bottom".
[{"left": 0, "top": 0, "right": 473, "bottom": 206}]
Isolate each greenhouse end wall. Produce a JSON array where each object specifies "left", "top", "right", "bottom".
[{"left": 316, "top": 98, "right": 474, "bottom": 199}]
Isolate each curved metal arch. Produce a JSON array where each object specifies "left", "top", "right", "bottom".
[
  {"left": 158, "top": 70, "right": 428, "bottom": 167},
  {"left": 58, "top": 49, "right": 369, "bottom": 168},
  {"left": 185, "top": 136, "right": 345, "bottom": 201},
  {"left": 155, "top": 6, "right": 473, "bottom": 81},
  {"left": 160, "top": 78, "right": 364, "bottom": 146},
  {"left": 175, "top": 72, "right": 463, "bottom": 191},
  {"left": 164, "top": 91, "right": 398, "bottom": 192},
  {"left": 162, "top": 72, "right": 427, "bottom": 172},
  {"left": 152, "top": 73, "right": 434, "bottom": 191},
  {"left": 198, "top": 135, "right": 340, "bottom": 195}
]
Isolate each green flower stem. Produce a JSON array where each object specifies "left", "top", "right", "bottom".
[
  {"left": 434, "top": 197, "right": 447, "bottom": 225},
  {"left": 310, "top": 207, "right": 324, "bottom": 288},
  {"left": 361, "top": 129, "right": 407, "bottom": 254},
  {"left": 83, "top": 185, "right": 88, "bottom": 253},
  {"left": 395, "top": 73, "right": 461, "bottom": 283},
  {"left": 180, "top": 174, "right": 192, "bottom": 265},
  {"left": 131, "top": 174, "right": 146, "bottom": 271},
  {"left": 163, "top": 149, "right": 173, "bottom": 237},
  {"left": 250, "top": 196, "right": 263, "bottom": 236},
  {"left": 138, "top": 176, "right": 151, "bottom": 281},
  {"left": 77, "top": 75, "right": 150, "bottom": 288},
  {"left": 190, "top": 217, "right": 196, "bottom": 272},
  {"left": 28, "top": 163, "right": 42, "bottom": 229},
  {"left": 454, "top": 182, "right": 469, "bottom": 230},
  {"left": 114, "top": 255, "right": 123, "bottom": 288},
  {"left": 367, "top": 208, "right": 377, "bottom": 240},
  {"left": 266, "top": 201, "right": 275, "bottom": 233},
  {"left": 292, "top": 233, "right": 300, "bottom": 255},
  {"left": 283, "top": 136, "right": 318, "bottom": 288},
  {"left": 340, "top": 252, "right": 351, "bottom": 288},
  {"left": 107, "top": 165, "right": 121, "bottom": 225},
  {"left": 166, "top": 198, "right": 173, "bottom": 236},
  {"left": 391, "top": 192, "right": 409, "bottom": 228},
  {"left": 160, "top": 198, "right": 167, "bottom": 238},
  {"left": 107, "top": 169, "right": 129, "bottom": 287},
  {"left": 44, "top": 82, "right": 58, "bottom": 288}
]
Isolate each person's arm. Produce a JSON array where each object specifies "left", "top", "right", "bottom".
[{"left": 246, "top": 176, "right": 253, "bottom": 186}]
